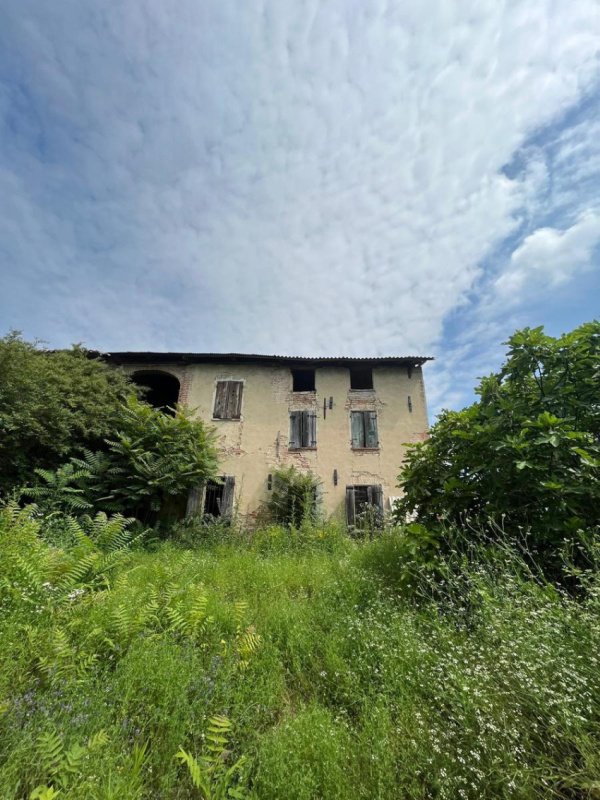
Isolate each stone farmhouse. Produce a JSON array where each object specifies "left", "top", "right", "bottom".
[{"left": 101, "top": 352, "right": 432, "bottom": 523}]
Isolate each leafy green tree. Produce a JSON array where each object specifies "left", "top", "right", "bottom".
[
  {"left": 0, "top": 332, "right": 135, "bottom": 494},
  {"left": 396, "top": 322, "right": 600, "bottom": 567},
  {"left": 28, "top": 397, "right": 219, "bottom": 521}
]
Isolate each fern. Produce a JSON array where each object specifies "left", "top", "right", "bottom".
[
  {"left": 176, "top": 716, "right": 247, "bottom": 800},
  {"left": 32, "top": 728, "right": 108, "bottom": 794}
]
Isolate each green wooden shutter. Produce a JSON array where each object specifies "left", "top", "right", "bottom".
[
  {"left": 365, "top": 412, "right": 378, "bottom": 447},
  {"left": 351, "top": 411, "right": 364, "bottom": 448},
  {"left": 307, "top": 412, "right": 317, "bottom": 447},
  {"left": 289, "top": 412, "right": 301, "bottom": 448}
]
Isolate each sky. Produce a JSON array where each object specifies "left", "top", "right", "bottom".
[{"left": 1, "top": 0, "right": 599, "bottom": 419}]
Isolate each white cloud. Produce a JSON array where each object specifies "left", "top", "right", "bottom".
[
  {"left": 495, "top": 211, "right": 600, "bottom": 300},
  {"left": 0, "top": 0, "right": 599, "bottom": 369}
]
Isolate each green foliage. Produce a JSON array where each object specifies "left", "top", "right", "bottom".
[
  {"left": 0, "top": 332, "right": 135, "bottom": 494},
  {"left": 266, "top": 466, "right": 321, "bottom": 528},
  {"left": 2, "top": 507, "right": 600, "bottom": 798},
  {"left": 396, "top": 322, "right": 600, "bottom": 574},
  {"left": 24, "top": 396, "right": 219, "bottom": 520},
  {"left": 176, "top": 716, "right": 247, "bottom": 799}
]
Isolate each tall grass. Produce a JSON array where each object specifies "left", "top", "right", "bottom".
[{"left": 1, "top": 505, "right": 599, "bottom": 798}]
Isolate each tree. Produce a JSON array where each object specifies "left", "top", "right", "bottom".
[
  {"left": 0, "top": 333, "right": 136, "bottom": 494},
  {"left": 396, "top": 322, "right": 600, "bottom": 567},
  {"left": 24, "top": 397, "right": 219, "bottom": 521}
]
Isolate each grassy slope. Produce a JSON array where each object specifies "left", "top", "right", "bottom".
[{"left": 1, "top": 510, "right": 599, "bottom": 799}]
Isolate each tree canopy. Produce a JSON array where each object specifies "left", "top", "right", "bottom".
[{"left": 396, "top": 322, "right": 600, "bottom": 559}]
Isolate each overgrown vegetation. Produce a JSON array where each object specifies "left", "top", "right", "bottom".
[
  {"left": 396, "top": 322, "right": 600, "bottom": 579},
  {"left": 1, "top": 506, "right": 599, "bottom": 799},
  {"left": 266, "top": 466, "right": 321, "bottom": 528}
]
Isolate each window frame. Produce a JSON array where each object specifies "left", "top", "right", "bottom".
[
  {"left": 289, "top": 410, "right": 317, "bottom": 450},
  {"left": 345, "top": 484, "right": 384, "bottom": 527},
  {"left": 350, "top": 410, "right": 379, "bottom": 449},
  {"left": 291, "top": 368, "right": 316, "bottom": 393},
  {"left": 349, "top": 366, "right": 374, "bottom": 391},
  {"left": 212, "top": 380, "right": 244, "bottom": 420}
]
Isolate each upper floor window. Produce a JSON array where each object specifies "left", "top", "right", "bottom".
[
  {"left": 292, "top": 368, "right": 315, "bottom": 392},
  {"left": 351, "top": 410, "right": 378, "bottom": 448},
  {"left": 213, "top": 380, "right": 243, "bottom": 419},
  {"left": 289, "top": 410, "right": 317, "bottom": 449},
  {"left": 349, "top": 366, "right": 373, "bottom": 390}
]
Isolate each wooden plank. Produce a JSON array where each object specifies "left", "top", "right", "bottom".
[
  {"left": 186, "top": 484, "right": 204, "bottom": 518},
  {"left": 213, "top": 382, "right": 228, "bottom": 419}
]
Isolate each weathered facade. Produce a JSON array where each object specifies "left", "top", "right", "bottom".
[{"left": 102, "top": 353, "right": 432, "bottom": 522}]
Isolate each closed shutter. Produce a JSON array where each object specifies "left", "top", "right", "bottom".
[
  {"left": 365, "top": 412, "right": 378, "bottom": 448},
  {"left": 307, "top": 412, "right": 317, "bottom": 447},
  {"left": 345, "top": 486, "right": 356, "bottom": 526},
  {"left": 351, "top": 411, "right": 365, "bottom": 448},
  {"left": 221, "top": 476, "right": 235, "bottom": 517},
  {"left": 186, "top": 484, "right": 204, "bottom": 518},
  {"left": 289, "top": 412, "right": 301, "bottom": 448},
  {"left": 213, "top": 382, "right": 229, "bottom": 419},
  {"left": 226, "top": 382, "right": 243, "bottom": 419}
]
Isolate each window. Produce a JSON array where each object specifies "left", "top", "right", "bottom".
[
  {"left": 345, "top": 484, "right": 383, "bottom": 527},
  {"left": 213, "top": 381, "right": 243, "bottom": 419},
  {"left": 292, "top": 368, "right": 315, "bottom": 392},
  {"left": 289, "top": 410, "right": 317, "bottom": 449},
  {"left": 351, "top": 411, "right": 378, "bottom": 448},
  {"left": 203, "top": 476, "right": 235, "bottom": 518},
  {"left": 349, "top": 366, "right": 373, "bottom": 390}
]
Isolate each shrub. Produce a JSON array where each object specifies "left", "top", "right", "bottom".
[{"left": 266, "top": 467, "right": 321, "bottom": 528}]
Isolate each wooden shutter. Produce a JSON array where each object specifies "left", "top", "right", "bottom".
[
  {"left": 226, "top": 381, "right": 243, "bottom": 419},
  {"left": 351, "top": 411, "right": 364, "bottom": 448},
  {"left": 307, "top": 412, "right": 317, "bottom": 447},
  {"left": 213, "top": 382, "right": 228, "bottom": 418},
  {"left": 221, "top": 475, "right": 235, "bottom": 517},
  {"left": 186, "top": 484, "right": 204, "bottom": 518},
  {"left": 367, "top": 485, "right": 383, "bottom": 512},
  {"left": 345, "top": 486, "right": 356, "bottom": 526},
  {"left": 365, "top": 412, "right": 378, "bottom": 448},
  {"left": 289, "top": 412, "right": 301, "bottom": 448}
]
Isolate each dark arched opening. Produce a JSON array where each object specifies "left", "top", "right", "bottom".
[{"left": 132, "top": 370, "right": 180, "bottom": 415}]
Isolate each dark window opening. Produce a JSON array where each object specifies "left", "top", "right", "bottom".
[
  {"left": 351, "top": 410, "right": 379, "bottom": 448},
  {"left": 346, "top": 484, "right": 384, "bottom": 528},
  {"left": 203, "top": 476, "right": 235, "bottom": 518},
  {"left": 132, "top": 370, "right": 180, "bottom": 415},
  {"left": 349, "top": 366, "right": 373, "bottom": 390},
  {"left": 292, "top": 369, "right": 316, "bottom": 392},
  {"left": 289, "top": 410, "right": 317, "bottom": 449},
  {"left": 213, "top": 381, "right": 244, "bottom": 419}
]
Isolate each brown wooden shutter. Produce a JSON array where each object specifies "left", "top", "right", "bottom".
[
  {"left": 186, "top": 484, "right": 204, "bottom": 518},
  {"left": 213, "top": 382, "right": 228, "bottom": 419},
  {"left": 221, "top": 475, "right": 235, "bottom": 517},
  {"left": 345, "top": 486, "right": 356, "bottom": 525},
  {"left": 226, "top": 381, "right": 243, "bottom": 419},
  {"left": 365, "top": 412, "right": 378, "bottom": 447}
]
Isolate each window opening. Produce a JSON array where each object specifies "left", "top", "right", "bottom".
[
  {"left": 345, "top": 484, "right": 384, "bottom": 528},
  {"left": 349, "top": 366, "right": 373, "bottom": 390},
  {"left": 131, "top": 370, "right": 180, "bottom": 415},
  {"left": 292, "top": 369, "right": 316, "bottom": 392}
]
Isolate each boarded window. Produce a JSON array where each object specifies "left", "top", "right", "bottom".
[
  {"left": 349, "top": 367, "right": 373, "bottom": 390},
  {"left": 213, "top": 381, "right": 244, "bottom": 419},
  {"left": 292, "top": 368, "right": 315, "bottom": 392},
  {"left": 351, "top": 411, "right": 378, "bottom": 448},
  {"left": 289, "top": 410, "right": 317, "bottom": 449},
  {"left": 345, "top": 484, "right": 383, "bottom": 527},
  {"left": 203, "top": 476, "right": 235, "bottom": 518}
]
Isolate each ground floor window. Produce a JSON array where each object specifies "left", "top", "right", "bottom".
[
  {"left": 345, "top": 484, "right": 383, "bottom": 528},
  {"left": 203, "top": 476, "right": 236, "bottom": 518}
]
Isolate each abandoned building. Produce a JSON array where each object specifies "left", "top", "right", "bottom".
[{"left": 101, "top": 352, "right": 432, "bottom": 523}]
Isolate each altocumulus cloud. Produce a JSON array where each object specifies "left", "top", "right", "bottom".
[{"left": 0, "top": 0, "right": 599, "bottom": 415}]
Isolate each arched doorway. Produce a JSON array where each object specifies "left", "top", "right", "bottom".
[{"left": 131, "top": 370, "right": 180, "bottom": 415}]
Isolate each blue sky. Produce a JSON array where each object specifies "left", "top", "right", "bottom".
[{"left": 1, "top": 1, "right": 599, "bottom": 418}]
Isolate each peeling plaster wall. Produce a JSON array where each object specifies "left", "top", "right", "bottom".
[{"left": 125, "top": 362, "right": 429, "bottom": 519}]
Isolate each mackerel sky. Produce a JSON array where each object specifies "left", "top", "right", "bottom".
[{"left": 1, "top": 1, "right": 599, "bottom": 417}]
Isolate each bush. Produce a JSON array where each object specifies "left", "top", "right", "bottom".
[
  {"left": 0, "top": 332, "right": 135, "bottom": 495},
  {"left": 266, "top": 467, "right": 321, "bottom": 528},
  {"left": 396, "top": 322, "right": 600, "bottom": 578}
]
